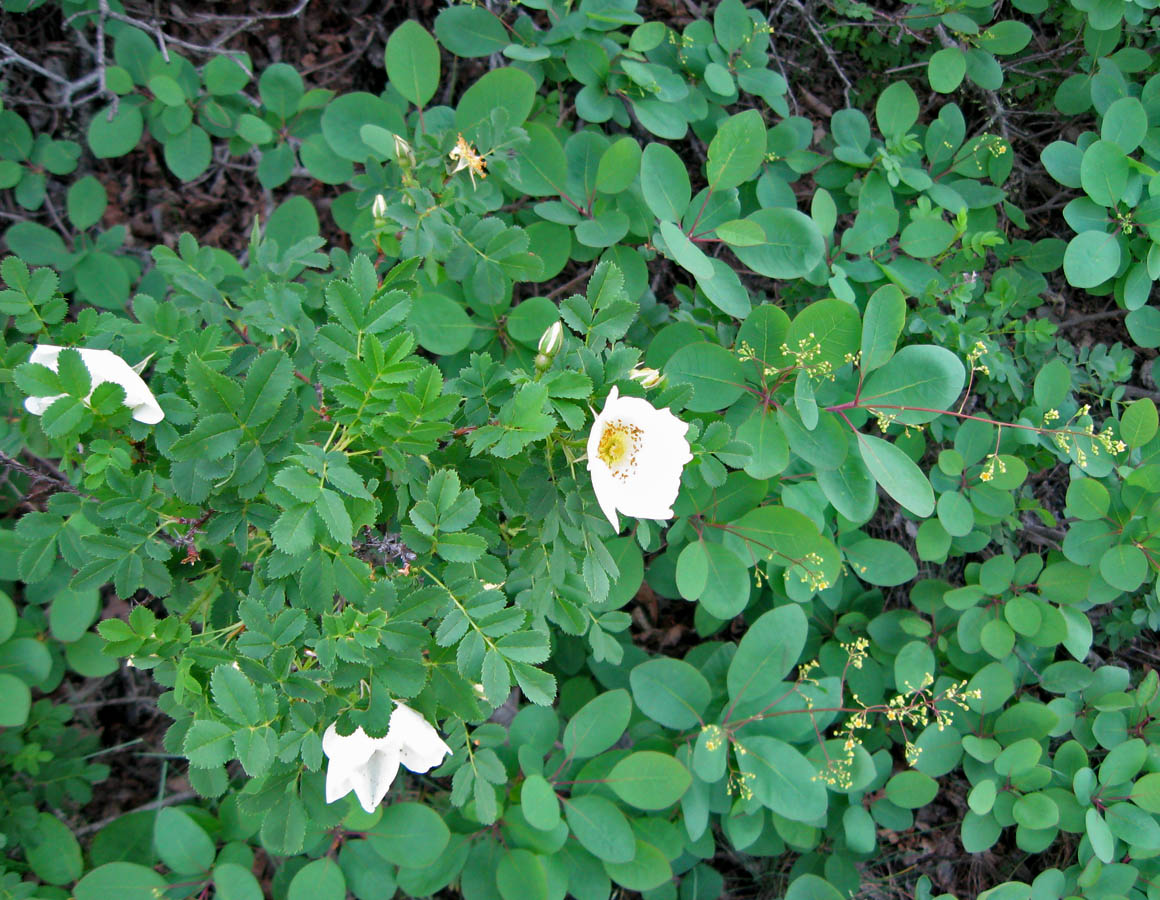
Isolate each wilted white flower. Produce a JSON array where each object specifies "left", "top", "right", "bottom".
[
  {"left": 586, "top": 386, "right": 692, "bottom": 532},
  {"left": 23, "top": 345, "right": 164, "bottom": 424},
  {"left": 323, "top": 702, "right": 452, "bottom": 814},
  {"left": 628, "top": 366, "right": 665, "bottom": 389},
  {"left": 448, "top": 133, "right": 487, "bottom": 187}
]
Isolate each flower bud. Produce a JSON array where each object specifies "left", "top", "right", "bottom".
[
  {"left": 393, "top": 134, "right": 415, "bottom": 167},
  {"left": 538, "top": 321, "right": 564, "bottom": 357},
  {"left": 371, "top": 194, "right": 388, "bottom": 223},
  {"left": 629, "top": 366, "right": 665, "bottom": 389}
]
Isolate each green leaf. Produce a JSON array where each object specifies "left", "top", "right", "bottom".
[
  {"left": 163, "top": 125, "right": 212, "bottom": 181},
  {"left": 386, "top": 21, "right": 440, "bottom": 107},
  {"left": 885, "top": 770, "right": 938, "bottom": 808},
  {"left": 261, "top": 792, "right": 306, "bottom": 855},
  {"left": 640, "top": 142, "right": 691, "bottom": 222},
  {"left": 630, "top": 658, "right": 711, "bottom": 730},
  {"left": 259, "top": 63, "right": 304, "bottom": 119},
  {"left": 860, "top": 285, "right": 906, "bottom": 373},
  {"left": 369, "top": 803, "right": 451, "bottom": 867},
  {"left": 665, "top": 342, "right": 746, "bottom": 412},
  {"left": 214, "top": 863, "right": 264, "bottom": 900},
  {"left": 75, "top": 863, "right": 168, "bottom": 900},
  {"left": 608, "top": 751, "right": 692, "bottom": 809},
  {"left": 706, "top": 109, "right": 766, "bottom": 191},
  {"left": 509, "top": 123, "right": 568, "bottom": 197},
  {"left": 211, "top": 664, "right": 261, "bottom": 726},
  {"left": 731, "top": 208, "right": 825, "bottom": 279},
  {"left": 1121, "top": 398, "right": 1157, "bottom": 449},
  {"left": 603, "top": 840, "right": 672, "bottom": 892},
  {"left": 497, "top": 849, "right": 547, "bottom": 900},
  {"left": 154, "top": 807, "right": 215, "bottom": 873},
  {"left": 0, "top": 673, "right": 31, "bottom": 727},
  {"left": 317, "top": 489, "right": 354, "bottom": 546},
  {"left": 1080, "top": 140, "right": 1129, "bottom": 207},
  {"left": 564, "top": 795, "right": 635, "bottom": 863},
  {"left": 727, "top": 604, "right": 807, "bottom": 704},
  {"left": 876, "top": 81, "right": 919, "bottom": 136},
  {"left": 272, "top": 503, "right": 317, "bottom": 555},
  {"left": 521, "top": 774, "right": 560, "bottom": 831},
  {"left": 288, "top": 859, "right": 346, "bottom": 900},
  {"left": 595, "top": 136, "right": 641, "bottom": 194},
  {"left": 1086, "top": 808, "right": 1115, "bottom": 863},
  {"left": 563, "top": 689, "right": 632, "bottom": 759},
  {"left": 435, "top": 5, "right": 508, "bottom": 57},
  {"left": 859, "top": 345, "right": 966, "bottom": 424},
  {"left": 88, "top": 103, "right": 143, "bottom": 158},
  {"left": 1099, "top": 544, "right": 1147, "bottom": 592},
  {"left": 857, "top": 433, "right": 935, "bottom": 517},
  {"left": 15, "top": 361, "right": 62, "bottom": 397},
  {"left": 658, "top": 219, "right": 714, "bottom": 281},
  {"left": 67, "top": 175, "right": 108, "bottom": 230},
  {"left": 455, "top": 67, "right": 536, "bottom": 139},
  {"left": 737, "top": 735, "right": 828, "bottom": 822},
  {"left": 184, "top": 719, "right": 237, "bottom": 768},
  {"left": 25, "top": 812, "right": 83, "bottom": 884},
  {"left": 1101, "top": 96, "right": 1149, "bottom": 154},
  {"left": 928, "top": 47, "right": 966, "bottom": 93}
]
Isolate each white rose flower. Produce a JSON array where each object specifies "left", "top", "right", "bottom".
[
  {"left": 323, "top": 702, "right": 452, "bottom": 814},
  {"left": 586, "top": 386, "right": 692, "bottom": 532},
  {"left": 23, "top": 345, "right": 164, "bottom": 424}
]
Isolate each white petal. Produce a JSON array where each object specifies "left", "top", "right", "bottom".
[
  {"left": 23, "top": 394, "right": 65, "bottom": 417},
  {"left": 587, "top": 460, "right": 622, "bottom": 531},
  {"left": 356, "top": 744, "right": 401, "bottom": 813},
  {"left": 390, "top": 703, "right": 453, "bottom": 773},
  {"left": 28, "top": 345, "right": 64, "bottom": 367},
  {"left": 322, "top": 723, "right": 378, "bottom": 768},
  {"left": 77, "top": 348, "right": 165, "bottom": 423}
]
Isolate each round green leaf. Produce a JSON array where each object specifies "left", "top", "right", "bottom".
[
  {"left": 497, "top": 849, "right": 547, "bottom": 900},
  {"left": 875, "top": 81, "right": 920, "bottom": 136},
  {"left": 563, "top": 689, "right": 632, "bottom": 759},
  {"left": 88, "top": 103, "right": 143, "bottom": 158},
  {"left": 1101, "top": 96, "right": 1149, "bottom": 153},
  {"left": 163, "top": 125, "right": 212, "bottom": 181},
  {"left": 214, "top": 863, "right": 263, "bottom": 900},
  {"left": 844, "top": 537, "right": 917, "bottom": 587},
  {"left": 368, "top": 802, "right": 450, "bottom": 867},
  {"left": 66, "top": 631, "right": 119, "bottom": 677},
  {"left": 456, "top": 68, "right": 536, "bottom": 139},
  {"left": 1080, "top": 140, "right": 1129, "bottom": 207},
  {"left": 520, "top": 774, "right": 561, "bottom": 831},
  {"left": 595, "top": 136, "right": 641, "bottom": 194},
  {"left": 0, "top": 672, "right": 30, "bottom": 727},
  {"left": 563, "top": 794, "right": 635, "bottom": 863},
  {"left": 385, "top": 21, "right": 440, "bottom": 107},
  {"left": 928, "top": 47, "right": 966, "bottom": 93},
  {"left": 731, "top": 208, "right": 825, "bottom": 279},
  {"left": 408, "top": 293, "right": 474, "bottom": 355},
  {"left": 76, "top": 862, "right": 169, "bottom": 900},
  {"left": 154, "top": 807, "right": 215, "bottom": 874},
  {"left": 288, "top": 858, "right": 346, "bottom": 900},
  {"left": 49, "top": 588, "right": 100, "bottom": 642},
  {"left": 640, "top": 142, "right": 691, "bottom": 222},
  {"left": 706, "top": 109, "right": 766, "bottom": 191},
  {"left": 630, "top": 658, "right": 711, "bottom": 730},
  {"left": 1086, "top": 808, "right": 1115, "bottom": 863},
  {"left": 857, "top": 433, "right": 935, "bottom": 518},
  {"left": 259, "top": 63, "right": 304, "bottom": 119},
  {"left": 1099, "top": 544, "right": 1148, "bottom": 593},
  {"left": 321, "top": 92, "right": 404, "bottom": 162},
  {"left": 1012, "top": 792, "right": 1059, "bottom": 829},
  {"left": 860, "top": 345, "right": 965, "bottom": 425},
  {"left": 737, "top": 735, "right": 828, "bottom": 822},
  {"left": 726, "top": 603, "right": 807, "bottom": 704},
  {"left": 665, "top": 342, "right": 746, "bottom": 412},
  {"left": 894, "top": 640, "right": 935, "bottom": 693},
  {"left": 603, "top": 839, "right": 672, "bottom": 892},
  {"left": 885, "top": 770, "right": 938, "bottom": 808},
  {"left": 67, "top": 175, "right": 108, "bottom": 230},
  {"left": 435, "top": 5, "right": 508, "bottom": 57},
  {"left": 786, "top": 874, "right": 845, "bottom": 900},
  {"left": 608, "top": 751, "right": 692, "bottom": 809}
]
